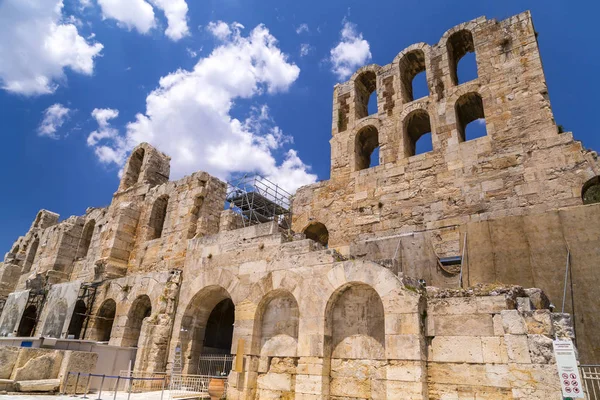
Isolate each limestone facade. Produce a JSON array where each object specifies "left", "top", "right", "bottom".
[{"left": 0, "top": 10, "right": 598, "bottom": 400}]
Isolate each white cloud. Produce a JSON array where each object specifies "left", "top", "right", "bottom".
[
  {"left": 90, "top": 22, "right": 316, "bottom": 193},
  {"left": 0, "top": 0, "right": 103, "bottom": 96},
  {"left": 97, "top": 0, "right": 156, "bottom": 34},
  {"left": 88, "top": 108, "right": 119, "bottom": 146},
  {"left": 296, "top": 23, "right": 309, "bottom": 34},
  {"left": 38, "top": 103, "right": 71, "bottom": 138},
  {"left": 207, "top": 21, "right": 244, "bottom": 41},
  {"left": 330, "top": 20, "right": 371, "bottom": 80},
  {"left": 97, "top": 0, "right": 189, "bottom": 40},
  {"left": 186, "top": 47, "right": 201, "bottom": 58},
  {"left": 148, "top": 0, "right": 189, "bottom": 41},
  {"left": 300, "top": 43, "right": 312, "bottom": 57}
]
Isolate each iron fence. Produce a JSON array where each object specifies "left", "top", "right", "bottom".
[
  {"left": 582, "top": 365, "right": 600, "bottom": 399},
  {"left": 62, "top": 371, "right": 167, "bottom": 400}
]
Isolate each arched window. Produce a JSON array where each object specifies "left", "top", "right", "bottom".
[
  {"left": 399, "top": 49, "right": 428, "bottom": 102},
  {"left": 23, "top": 237, "right": 40, "bottom": 273},
  {"left": 455, "top": 92, "right": 486, "bottom": 142},
  {"left": 448, "top": 30, "right": 477, "bottom": 85},
  {"left": 404, "top": 109, "right": 432, "bottom": 157},
  {"left": 93, "top": 299, "right": 116, "bottom": 342},
  {"left": 33, "top": 212, "right": 42, "bottom": 228},
  {"left": 355, "top": 126, "right": 379, "bottom": 171},
  {"left": 355, "top": 71, "right": 377, "bottom": 119},
  {"left": 17, "top": 305, "right": 37, "bottom": 337},
  {"left": 303, "top": 222, "right": 329, "bottom": 247},
  {"left": 582, "top": 176, "right": 600, "bottom": 205},
  {"left": 67, "top": 300, "right": 87, "bottom": 339},
  {"left": 77, "top": 220, "right": 95, "bottom": 259},
  {"left": 122, "top": 295, "right": 152, "bottom": 347},
  {"left": 122, "top": 148, "right": 145, "bottom": 190},
  {"left": 149, "top": 196, "right": 169, "bottom": 240}
]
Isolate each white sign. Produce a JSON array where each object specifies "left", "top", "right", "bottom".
[{"left": 553, "top": 339, "right": 584, "bottom": 398}]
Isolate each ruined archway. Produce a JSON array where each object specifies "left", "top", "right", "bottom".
[
  {"left": 582, "top": 176, "right": 600, "bottom": 205},
  {"left": 447, "top": 29, "right": 477, "bottom": 85},
  {"left": 122, "top": 295, "right": 152, "bottom": 348},
  {"left": 404, "top": 109, "right": 432, "bottom": 157},
  {"left": 180, "top": 286, "right": 235, "bottom": 374},
  {"left": 303, "top": 222, "right": 329, "bottom": 248},
  {"left": 77, "top": 219, "right": 95, "bottom": 259},
  {"left": 16, "top": 305, "right": 37, "bottom": 337},
  {"left": 92, "top": 299, "right": 116, "bottom": 342},
  {"left": 325, "top": 282, "right": 386, "bottom": 398},
  {"left": 355, "top": 125, "right": 380, "bottom": 171},
  {"left": 67, "top": 300, "right": 87, "bottom": 339}
]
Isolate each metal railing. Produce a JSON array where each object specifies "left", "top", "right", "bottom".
[
  {"left": 62, "top": 371, "right": 167, "bottom": 400},
  {"left": 197, "top": 354, "right": 234, "bottom": 377},
  {"left": 582, "top": 365, "right": 600, "bottom": 399}
]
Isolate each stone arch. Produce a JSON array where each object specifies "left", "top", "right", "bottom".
[
  {"left": 253, "top": 290, "right": 299, "bottom": 357},
  {"left": 77, "top": 219, "right": 95, "bottom": 259},
  {"left": 122, "top": 295, "right": 152, "bottom": 347},
  {"left": 187, "top": 195, "right": 205, "bottom": 239},
  {"left": 148, "top": 195, "right": 169, "bottom": 240},
  {"left": 121, "top": 147, "right": 145, "bottom": 190},
  {"left": 92, "top": 299, "right": 116, "bottom": 342},
  {"left": 325, "top": 281, "right": 385, "bottom": 398},
  {"left": 16, "top": 305, "right": 37, "bottom": 337},
  {"left": 455, "top": 91, "right": 486, "bottom": 142},
  {"left": 179, "top": 285, "right": 235, "bottom": 374},
  {"left": 67, "top": 300, "right": 87, "bottom": 339},
  {"left": 303, "top": 222, "right": 329, "bottom": 247},
  {"left": 352, "top": 65, "right": 381, "bottom": 119},
  {"left": 582, "top": 176, "right": 600, "bottom": 205},
  {"left": 354, "top": 125, "right": 380, "bottom": 170},
  {"left": 446, "top": 29, "right": 477, "bottom": 86},
  {"left": 393, "top": 43, "right": 431, "bottom": 103},
  {"left": 41, "top": 299, "right": 68, "bottom": 338},
  {"left": 403, "top": 108, "right": 433, "bottom": 157}
]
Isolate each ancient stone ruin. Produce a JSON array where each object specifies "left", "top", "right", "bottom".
[{"left": 0, "top": 10, "right": 599, "bottom": 400}]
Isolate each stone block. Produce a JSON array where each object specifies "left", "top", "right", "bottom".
[
  {"left": 500, "top": 310, "right": 526, "bottom": 334},
  {"left": 430, "top": 336, "right": 484, "bottom": 363},
  {"left": 482, "top": 336, "right": 508, "bottom": 363},
  {"left": 0, "top": 347, "right": 19, "bottom": 379},
  {"left": 386, "top": 360, "right": 426, "bottom": 382},
  {"left": 385, "top": 334, "right": 425, "bottom": 360},
  {"left": 257, "top": 372, "right": 292, "bottom": 392},
  {"left": 522, "top": 310, "right": 553, "bottom": 335},
  {"left": 15, "top": 379, "right": 60, "bottom": 392},
  {"left": 429, "top": 314, "right": 494, "bottom": 336},
  {"left": 295, "top": 374, "right": 327, "bottom": 395},
  {"left": 528, "top": 334, "right": 555, "bottom": 364},
  {"left": 504, "top": 334, "right": 531, "bottom": 364}
]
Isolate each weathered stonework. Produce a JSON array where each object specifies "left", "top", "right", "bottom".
[{"left": 0, "top": 11, "right": 598, "bottom": 400}]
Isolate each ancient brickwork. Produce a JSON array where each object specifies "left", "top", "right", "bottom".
[{"left": 293, "top": 11, "right": 599, "bottom": 257}]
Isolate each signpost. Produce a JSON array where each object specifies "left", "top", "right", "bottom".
[{"left": 553, "top": 339, "right": 584, "bottom": 398}]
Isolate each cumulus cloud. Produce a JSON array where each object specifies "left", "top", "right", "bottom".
[
  {"left": 0, "top": 0, "right": 103, "bottom": 96},
  {"left": 330, "top": 20, "right": 371, "bottom": 80},
  {"left": 38, "top": 104, "right": 71, "bottom": 138},
  {"left": 88, "top": 108, "right": 119, "bottom": 146},
  {"left": 97, "top": 0, "right": 189, "bottom": 40},
  {"left": 89, "top": 22, "right": 316, "bottom": 193},
  {"left": 300, "top": 43, "right": 312, "bottom": 57}
]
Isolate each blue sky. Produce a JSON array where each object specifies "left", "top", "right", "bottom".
[{"left": 0, "top": 0, "right": 599, "bottom": 254}]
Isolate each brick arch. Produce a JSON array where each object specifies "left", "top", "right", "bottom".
[
  {"left": 349, "top": 64, "right": 382, "bottom": 85},
  {"left": 399, "top": 104, "right": 435, "bottom": 157},
  {"left": 351, "top": 65, "right": 382, "bottom": 120},
  {"left": 437, "top": 17, "right": 483, "bottom": 49},
  {"left": 392, "top": 43, "right": 433, "bottom": 104}
]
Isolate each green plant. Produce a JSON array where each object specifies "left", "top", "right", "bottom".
[{"left": 557, "top": 124, "right": 565, "bottom": 134}]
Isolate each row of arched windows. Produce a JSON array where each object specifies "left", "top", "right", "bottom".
[
  {"left": 352, "top": 30, "right": 478, "bottom": 122},
  {"left": 355, "top": 92, "right": 486, "bottom": 171}
]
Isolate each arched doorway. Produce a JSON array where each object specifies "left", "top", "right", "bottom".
[
  {"left": 93, "top": 299, "right": 116, "bottom": 342},
  {"left": 122, "top": 295, "right": 152, "bottom": 348},
  {"left": 180, "top": 286, "right": 235, "bottom": 374},
  {"left": 16, "top": 305, "right": 37, "bottom": 337},
  {"left": 67, "top": 300, "right": 87, "bottom": 339},
  {"left": 303, "top": 222, "right": 329, "bottom": 248}
]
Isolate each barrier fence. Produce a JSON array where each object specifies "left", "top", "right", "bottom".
[
  {"left": 582, "top": 365, "right": 600, "bottom": 400},
  {"left": 62, "top": 371, "right": 167, "bottom": 400}
]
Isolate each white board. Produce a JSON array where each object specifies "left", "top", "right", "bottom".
[{"left": 553, "top": 339, "right": 584, "bottom": 398}]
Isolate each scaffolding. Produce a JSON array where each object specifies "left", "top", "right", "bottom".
[
  {"left": 226, "top": 174, "right": 291, "bottom": 229},
  {"left": 77, "top": 281, "right": 101, "bottom": 339},
  {"left": 19, "top": 288, "right": 47, "bottom": 336}
]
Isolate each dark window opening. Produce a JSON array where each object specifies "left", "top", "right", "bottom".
[
  {"left": 404, "top": 110, "right": 432, "bottom": 157},
  {"left": 77, "top": 220, "right": 95, "bottom": 259},
  {"left": 203, "top": 298, "right": 235, "bottom": 354},
  {"left": 448, "top": 30, "right": 477, "bottom": 85},
  {"left": 23, "top": 238, "right": 40, "bottom": 273},
  {"left": 123, "top": 148, "right": 145, "bottom": 189},
  {"left": 399, "top": 50, "right": 428, "bottom": 102},
  {"left": 456, "top": 92, "right": 486, "bottom": 142},
  {"left": 17, "top": 305, "right": 37, "bottom": 337},
  {"left": 355, "top": 71, "right": 377, "bottom": 119},
  {"left": 95, "top": 299, "right": 116, "bottom": 342},
  {"left": 583, "top": 176, "right": 600, "bottom": 205},
  {"left": 149, "top": 196, "right": 169, "bottom": 240},
  {"left": 355, "top": 126, "right": 379, "bottom": 170},
  {"left": 67, "top": 300, "right": 87, "bottom": 339},
  {"left": 304, "top": 222, "right": 329, "bottom": 247}
]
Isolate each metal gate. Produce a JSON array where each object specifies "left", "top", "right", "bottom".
[{"left": 581, "top": 365, "right": 600, "bottom": 399}]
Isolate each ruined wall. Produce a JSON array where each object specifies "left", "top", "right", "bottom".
[{"left": 292, "top": 11, "right": 600, "bottom": 255}]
